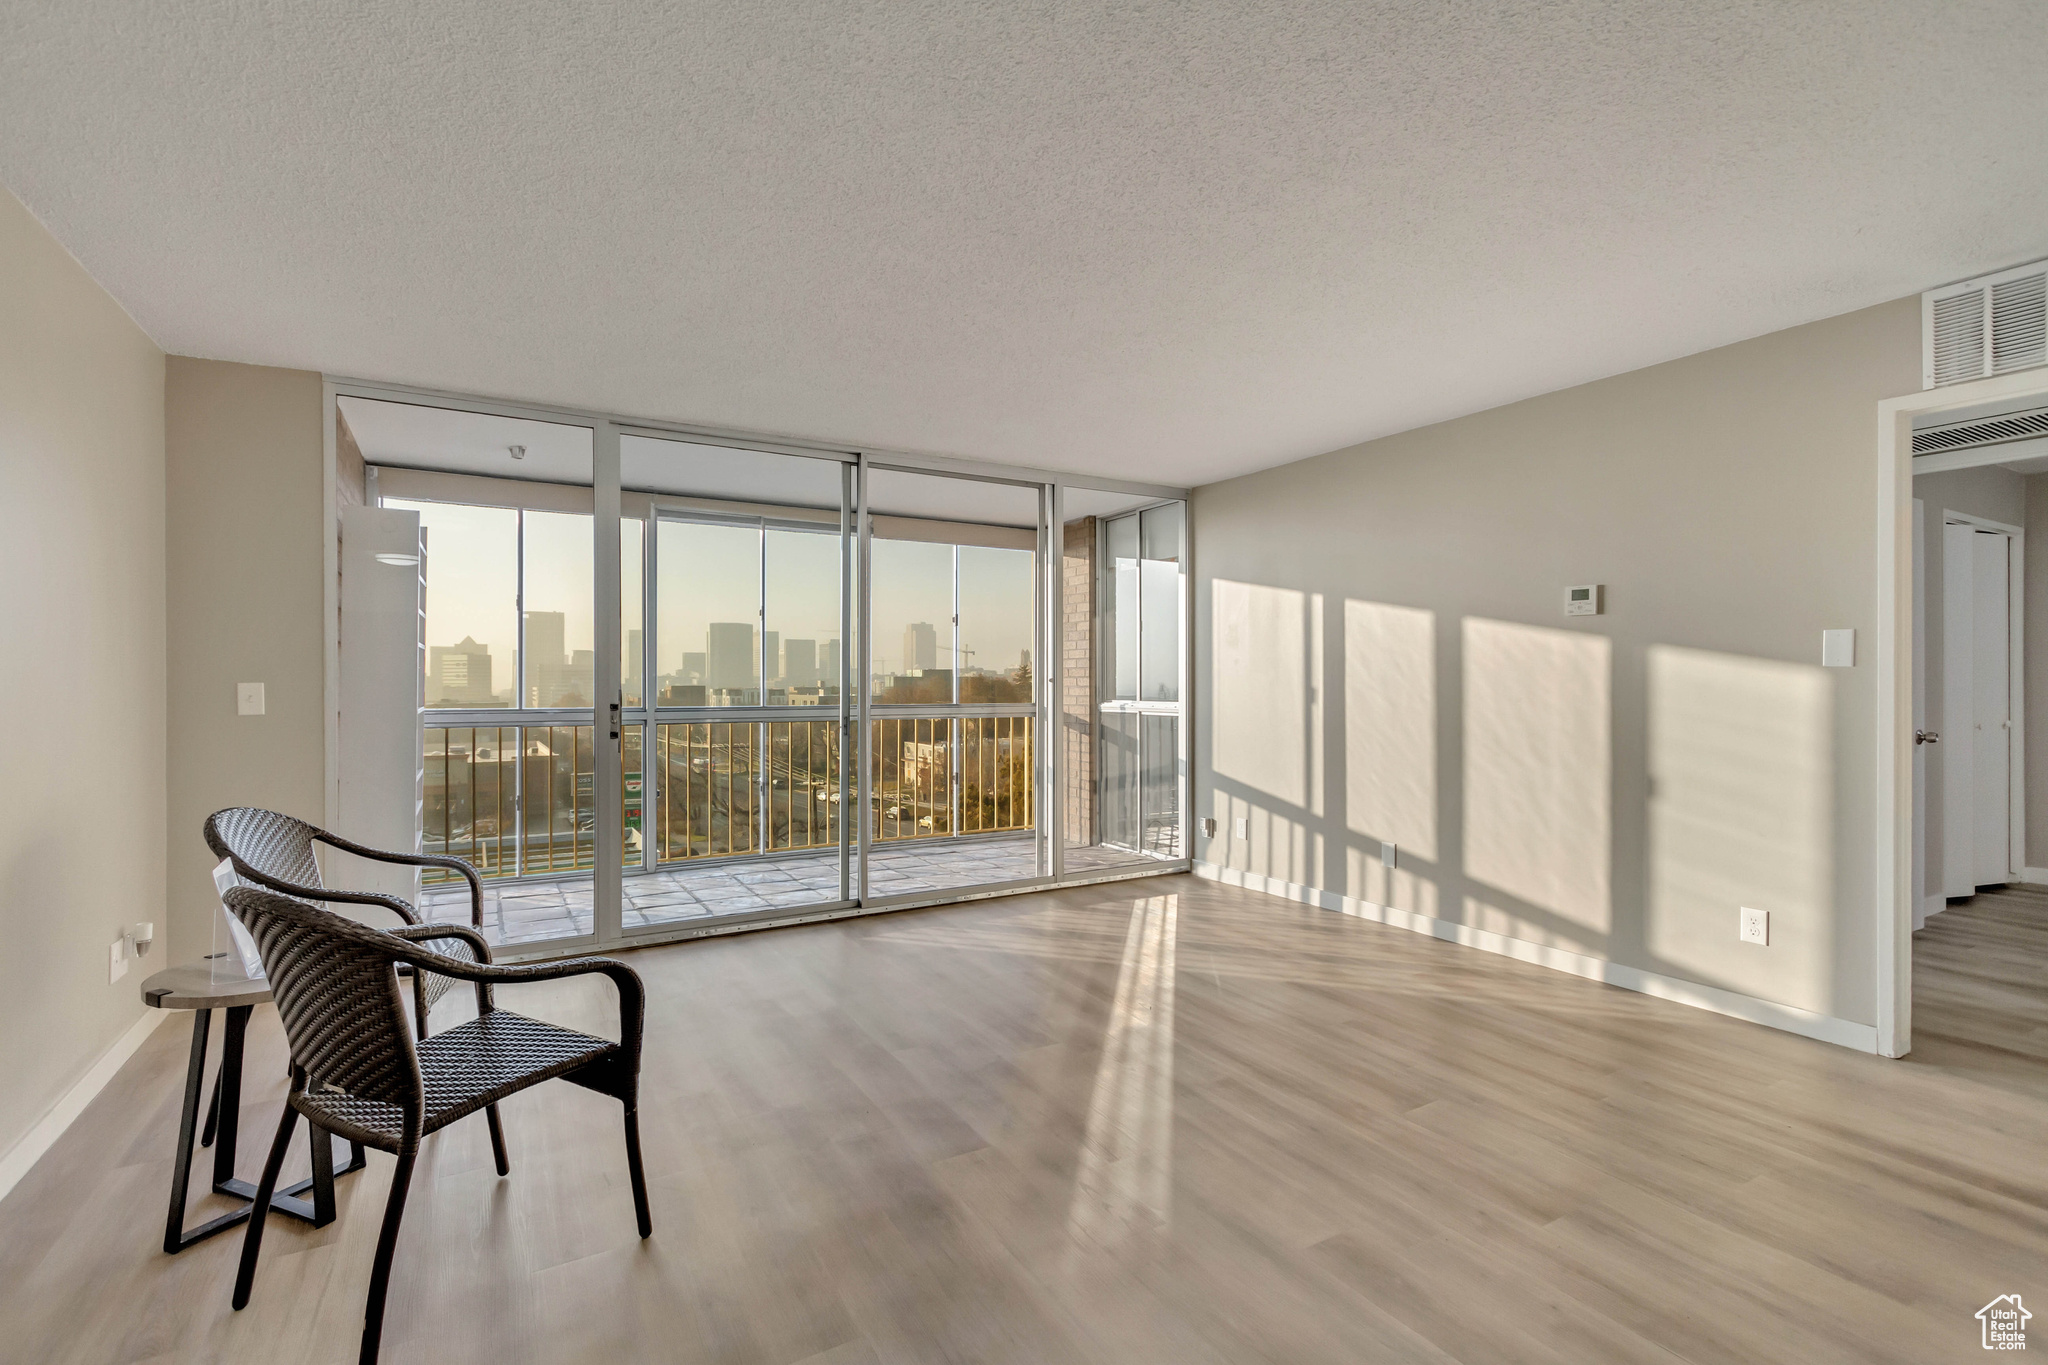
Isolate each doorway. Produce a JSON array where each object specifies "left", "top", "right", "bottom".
[{"left": 1886, "top": 377, "right": 2048, "bottom": 1055}]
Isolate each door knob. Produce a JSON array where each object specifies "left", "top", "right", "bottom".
[{"left": 1916, "top": 730, "right": 1939, "bottom": 744}]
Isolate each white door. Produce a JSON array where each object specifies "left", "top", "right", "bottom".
[
  {"left": 1972, "top": 529, "right": 2012, "bottom": 884},
  {"left": 1942, "top": 521, "right": 1977, "bottom": 896}
]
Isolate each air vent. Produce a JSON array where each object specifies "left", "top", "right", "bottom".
[
  {"left": 1911, "top": 405, "right": 2048, "bottom": 455},
  {"left": 1924, "top": 260, "right": 2048, "bottom": 388}
]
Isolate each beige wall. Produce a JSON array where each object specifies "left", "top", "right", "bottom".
[
  {"left": 1193, "top": 297, "right": 1921, "bottom": 1031},
  {"left": 0, "top": 190, "right": 166, "bottom": 1163},
  {"left": 165, "top": 358, "right": 325, "bottom": 960}
]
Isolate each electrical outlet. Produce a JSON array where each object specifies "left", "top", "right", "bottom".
[
  {"left": 109, "top": 939, "right": 128, "bottom": 983},
  {"left": 1381, "top": 841, "right": 1397, "bottom": 868},
  {"left": 1234, "top": 817, "right": 1249, "bottom": 839},
  {"left": 1740, "top": 907, "right": 1769, "bottom": 946}
]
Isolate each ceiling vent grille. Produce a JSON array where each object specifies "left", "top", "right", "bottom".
[
  {"left": 1911, "top": 405, "right": 2048, "bottom": 455},
  {"left": 1924, "top": 260, "right": 2048, "bottom": 388}
]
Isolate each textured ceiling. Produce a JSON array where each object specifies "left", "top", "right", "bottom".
[{"left": 4, "top": 2, "right": 2046, "bottom": 486}]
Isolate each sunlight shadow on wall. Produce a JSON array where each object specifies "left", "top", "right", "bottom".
[
  {"left": 1345, "top": 600, "right": 1436, "bottom": 862},
  {"left": 1212, "top": 579, "right": 1308, "bottom": 808},
  {"left": 1463, "top": 618, "right": 1612, "bottom": 937},
  {"left": 1347, "top": 842, "right": 1441, "bottom": 918},
  {"left": 1647, "top": 645, "right": 1832, "bottom": 1013},
  {"left": 1066, "top": 893, "right": 1177, "bottom": 1259}
]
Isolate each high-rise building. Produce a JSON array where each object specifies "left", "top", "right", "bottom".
[
  {"left": 783, "top": 638, "right": 817, "bottom": 686},
  {"left": 707, "top": 622, "right": 755, "bottom": 691},
  {"left": 820, "top": 639, "right": 841, "bottom": 687},
  {"left": 904, "top": 621, "right": 937, "bottom": 672},
  {"left": 763, "top": 630, "right": 780, "bottom": 684},
  {"left": 428, "top": 636, "right": 495, "bottom": 706},
  {"left": 524, "top": 611, "right": 566, "bottom": 671},
  {"left": 681, "top": 652, "right": 706, "bottom": 683}
]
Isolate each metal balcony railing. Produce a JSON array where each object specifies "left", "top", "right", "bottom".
[{"left": 422, "top": 713, "right": 1036, "bottom": 883}]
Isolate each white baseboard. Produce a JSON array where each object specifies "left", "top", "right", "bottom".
[
  {"left": 2021, "top": 867, "right": 2048, "bottom": 886},
  {"left": 1192, "top": 861, "right": 1879, "bottom": 1053},
  {"left": 0, "top": 1008, "right": 167, "bottom": 1205}
]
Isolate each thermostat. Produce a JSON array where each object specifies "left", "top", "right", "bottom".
[{"left": 1564, "top": 585, "right": 1602, "bottom": 617}]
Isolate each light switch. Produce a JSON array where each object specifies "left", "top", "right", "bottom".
[
  {"left": 1381, "top": 841, "right": 1397, "bottom": 868},
  {"left": 1821, "top": 630, "right": 1854, "bottom": 668},
  {"left": 1234, "top": 817, "right": 1249, "bottom": 839},
  {"left": 237, "top": 682, "right": 266, "bottom": 716}
]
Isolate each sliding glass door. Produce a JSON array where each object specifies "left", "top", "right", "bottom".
[
  {"left": 340, "top": 393, "right": 615, "bottom": 951},
  {"left": 625, "top": 435, "right": 853, "bottom": 931},
  {"left": 858, "top": 464, "right": 1048, "bottom": 902}
]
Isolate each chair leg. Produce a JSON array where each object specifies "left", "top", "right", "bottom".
[
  {"left": 309, "top": 1122, "right": 337, "bottom": 1227},
  {"left": 621, "top": 1102, "right": 651, "bottom": 1238},
  {"left": 359, "top": 1142, "right": 418, "bottom": 1365},
  {"left": 232, "top": 1104, "right": 300, "bottom": 1310},
  {"left": 485, "top": 1103, "right": 509, "bottom": 1177}
]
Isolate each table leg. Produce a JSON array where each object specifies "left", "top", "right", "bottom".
[
  {"left": 161, "top": 1008, "right": 212, "bottom": 1254},
  {"left": 160, "top": 1006, "right": 367, "bottom": 1253},
  {"left": 200, "top": 1061, "right": 222, "bottom": 1149},
  {"left": 208, "top": 1005, "right": 250, "bottom": 1190}
]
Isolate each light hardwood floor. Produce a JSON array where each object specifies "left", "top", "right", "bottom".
[{"left": 2, "top": 874, "right": 2045, "bottom": 1363}]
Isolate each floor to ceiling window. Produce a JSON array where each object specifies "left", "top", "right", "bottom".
[{"left": 332, "top": 385, "right": 1189, "bottom": 955}]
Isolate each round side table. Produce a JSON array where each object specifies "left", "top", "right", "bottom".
[{"left": 141, "top": 963, "right": 364, "bottom": 1253}]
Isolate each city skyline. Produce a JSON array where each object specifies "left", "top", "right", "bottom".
[{"left": 396, "top": 497, "right": 1037, "bottom": 706}]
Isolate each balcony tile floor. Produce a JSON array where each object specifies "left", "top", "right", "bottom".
[{"left": 420, "top": 835, "right": 1167, "bottom": 946}]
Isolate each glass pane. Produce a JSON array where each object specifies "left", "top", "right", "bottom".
[
  {"left": 958, "top": 545, "right": 1033, "bottom": 703},
  {"left": 960, "top": 715, "right": 1033, "bottom": 833},
  {"left": 622, "top": 516, "right": 645, "bottom": 708},
  {"left": 1106, "top": 513, "right": 1139, "bottom": 701},
  {"left": 1060, "top": 488, "right": 1184, "bottom": 874},
  {"left": 1141, "top": 713, "right": 1181, "bottom": 857},
  {"left": 622, "top": 723, "right": 644, "bottom": 867},
  {"left": 1139, "top": 503, "right": 1183, "bottom": 703},
  {"left": 389, "top": 500, "right": 517, "bottom": 709},
  {"left": 657, "top": 519, "right": 761, "bottom": 706},
  {"left": 523, "top": 511, "right": 595, "bottom": 707},
  {"left": 861, "top": 466, "right": 1044, "bottom": 897},
  {"left": 1101, "top": 710, "right": 1141, "bottom": 851},
  {"left": 870, "top": 539, "right": 955, "bottom": 704},
  {"left": 765, "top": 526, "right": 841, "bottom": 706},
  {"left": 521, "top": 724, "right": 596, "bottom": 876},
  {"left": 871, "top": 716, "right": 957, "bottom": 840},
  {"left": 767, "top": 719, "right": 841, "bottom": 851},
  {"left": 422, "top": 726, "right": 519, "bottom": 879},
  {"left": 654, "top": 721, "right": 759, "bottom": 860}
]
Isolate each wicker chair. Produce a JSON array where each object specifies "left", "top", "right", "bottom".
[
  {"left": 203, "top": 806, "right": 485, "bottom": 1038},
  {"left": 223, "top": 884, "right": 650, "bottom": 1365}
]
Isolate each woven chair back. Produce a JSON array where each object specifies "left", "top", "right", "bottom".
[{"left": 224, "top": 886, "right": 424, "bottom": 1112}]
